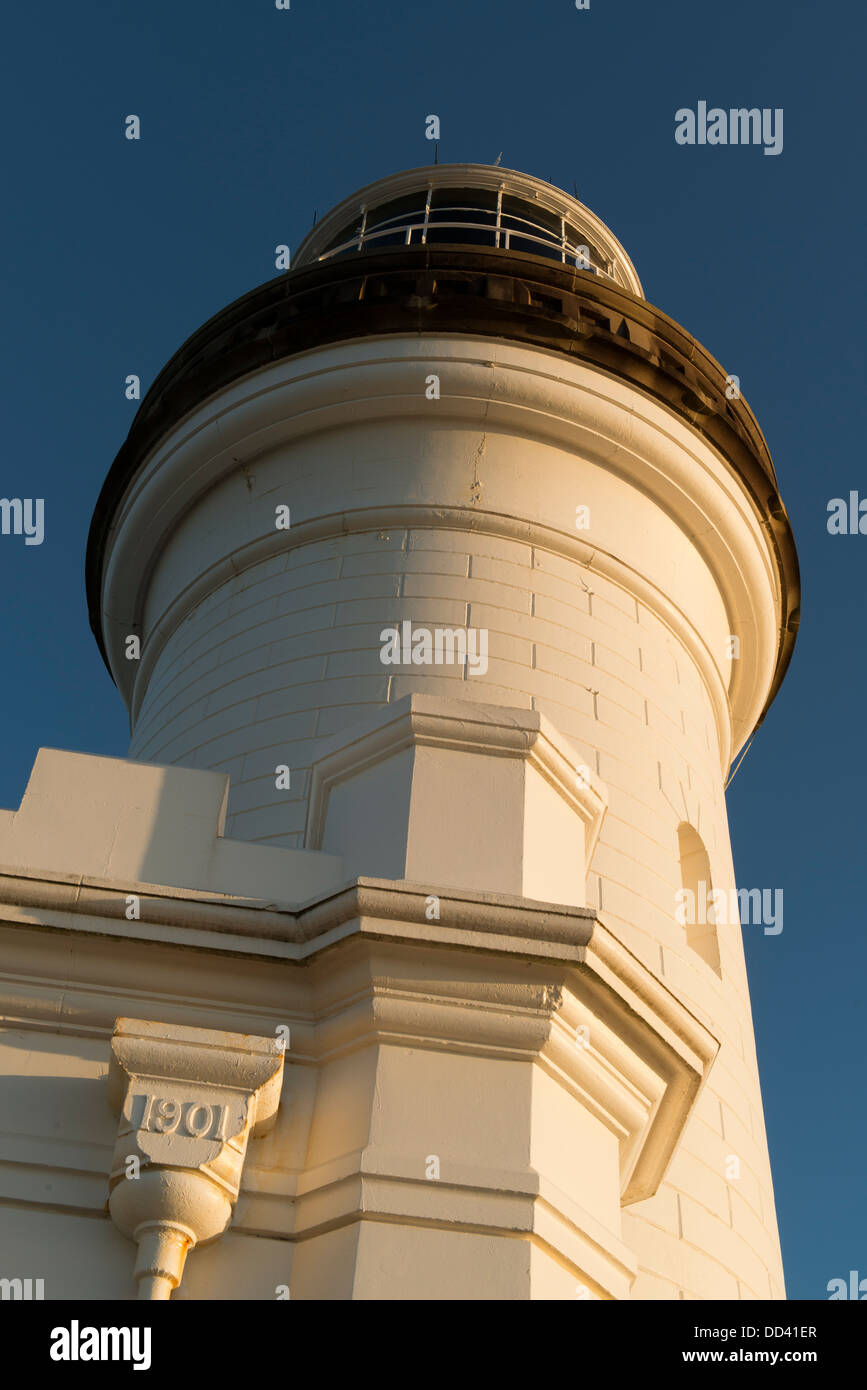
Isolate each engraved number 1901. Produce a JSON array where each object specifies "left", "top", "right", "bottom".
[{"left": 137, "top": 1094, "right": 228, "bottom": 1141}]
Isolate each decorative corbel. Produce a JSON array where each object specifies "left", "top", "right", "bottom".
[{"left": 107, "top": 1018, "right": 284, "bottom": 1299}]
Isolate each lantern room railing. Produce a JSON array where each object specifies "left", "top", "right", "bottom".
[{"left": 313, "top": 193, "right": 620, "bottom": 282}]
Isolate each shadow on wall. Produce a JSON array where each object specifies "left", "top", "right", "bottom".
[
  {"left": 0, "top": 746, "right": 344, "bottom": 903},
  {"left": 0, "top": 1051, "right": 139, "bottom": 1300}
]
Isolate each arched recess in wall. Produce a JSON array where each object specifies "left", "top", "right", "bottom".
[{"left": 677, "top": 822, "right": 722, "bottom": 977}]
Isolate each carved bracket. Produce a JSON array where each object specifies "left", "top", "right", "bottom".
[{"left": 107, "top": 1018, "right": 284, "bottom": 1299}]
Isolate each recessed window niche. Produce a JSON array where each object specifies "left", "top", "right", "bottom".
[{"left": 677, "top": 822, "right": 722, "bottom": 976}]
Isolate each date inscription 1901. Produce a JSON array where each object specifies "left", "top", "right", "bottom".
[{"left": 133, "top": 1093, "right": 230, "bottom": 1142}]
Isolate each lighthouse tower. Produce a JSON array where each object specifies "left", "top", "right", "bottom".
[{"left": 0, "top": 165, "right": 798, "bottom": 1301}]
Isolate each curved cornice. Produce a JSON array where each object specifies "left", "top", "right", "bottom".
[
  {"left": 87, "top": 247, "right": 799, "bottom": 742},
  {"left": 96, "top": 338, "right": 785, "bottom": 766},
  {"left": 0, "top": 866, "right": 718, "bottom": 1211}
]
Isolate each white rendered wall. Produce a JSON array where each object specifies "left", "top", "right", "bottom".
[{"left": 102, "top": 335, "right": 786, "bottom": 1298}]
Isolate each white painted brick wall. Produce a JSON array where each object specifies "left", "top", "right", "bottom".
[{"left": 119, "top": 360, "right": 785, "bottom": 1299}]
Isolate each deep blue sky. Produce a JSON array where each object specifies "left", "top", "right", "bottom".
[{"left": 1, "top": 0, "right": 864, "bottom": 1300}]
